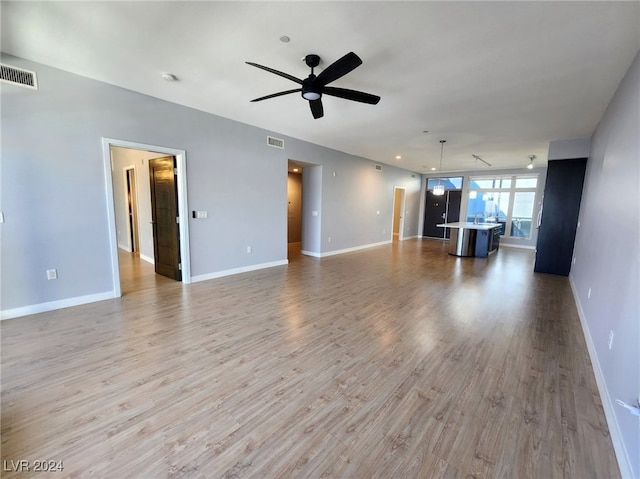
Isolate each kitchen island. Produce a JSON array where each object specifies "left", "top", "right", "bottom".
[{"left": 437, "top": 222, "right": 502, "bottom": 257}]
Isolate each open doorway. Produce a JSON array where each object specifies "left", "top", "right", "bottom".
[
  {"left": 124, "top": 166, "right": 140, "bottom": 254},
  {"left": 287, "top": 160, "right": 303, "bottom": 259},
  {"left": 103, "top": 138, "right": 191, "bottom": 297},
  {"left": 392, "top": 186, "right": 406, "bottom": 241}
]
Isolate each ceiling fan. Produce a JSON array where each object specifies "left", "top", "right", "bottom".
[{"left": 246, "top": 52, "right": 381, "bottom": 119}]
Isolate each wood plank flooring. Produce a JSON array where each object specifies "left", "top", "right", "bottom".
[{"left": 1, "top": 240, "right": 620, "bottom": 478}]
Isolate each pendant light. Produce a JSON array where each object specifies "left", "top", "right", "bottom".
[
  {"left": 527, "top": 155, "right": 535, "bottom": 169},
  {"left": 432, "top": 140, "right": 446, "bottom": 196}
]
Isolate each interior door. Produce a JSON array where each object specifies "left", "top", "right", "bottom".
[
  {"left": 444, "top": 190, "right": 462, "bottom": 239},
  {"left": 423, "top": 190, "right": 462, "bottom": 238},
  {"left": 423, "top": 191, "right": 447, "bottom": 238},
  {"left": 149, "top": 156, "right": 182, "bottom": 281}
]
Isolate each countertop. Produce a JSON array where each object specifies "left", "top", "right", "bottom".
[{"left": 436, "top": 222, "right": 502, "bottom": 230}]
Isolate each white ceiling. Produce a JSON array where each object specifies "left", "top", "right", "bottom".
[{"left": 2, "top": 1, "right": 639, "bottom": 173}]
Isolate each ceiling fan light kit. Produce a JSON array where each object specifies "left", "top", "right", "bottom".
[{"left": 246, "top": 51, "right": 380, "bottom": 119}]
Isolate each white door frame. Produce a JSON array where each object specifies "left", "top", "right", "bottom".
[
  {"left": 102, "top": 137, "right": 191, "bottom": 297},
  {"left": 392, "top": 186, "right": 406, "bottom": 241}
]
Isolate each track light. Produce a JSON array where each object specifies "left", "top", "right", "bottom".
[{"left": 527, "top": 155, "right": 535, "bottom": 169}]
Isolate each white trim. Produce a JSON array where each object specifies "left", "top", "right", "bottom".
[
  {"left": 139, "top": 253, "right": 154, "bottom": 265},
  {"left": 1, "top": 292, "right": 116, "bottom": 320},
  {"left": 305, "top": 240, "right": 392, "bottom": 258},
  {"left": 118, "top": 243, "right": 132, "bottom": 253},
  {"left": 569, "top": 276, "right": 632, "bottom": 479},
  {"left": 102, "top": 138, "right": 192, "bottom": 297},
  {"left": 301, "top": 250, "right": 321, "bottom": 258},
  {"left": 191, "top": 260, "right": 288, "bottom": 283},
  {"left": 499, "top": 243, "right": 535, "bottom": 250}
]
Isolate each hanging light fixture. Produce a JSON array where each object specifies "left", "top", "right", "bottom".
[
  {"left": 527, "top": 155, "right": 535, "bottom": 169},
  {"left": 432, "top": 140, "right": 446, "bottom": 196}
]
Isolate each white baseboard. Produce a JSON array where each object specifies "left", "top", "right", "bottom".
[
  {"left": 118, "top": 243, "right": 132, "bottom": 252},
  {"left": 191, "top": 259, "right": 288, "bottom": 283},
  {"left": 569, "top": 276, "right": 633, "bottom": 479},
  {"left": 304, "top": 240, "right": 392, "bottom": 258},
  {"left": 1, "top": 291, "right": 117, "bottom": 320},
  {"left": 499, "top": 243, "right": 535, "bottom": 250},
  {"left": 139, "top": 254, "right": 154, "bottom": 264}
]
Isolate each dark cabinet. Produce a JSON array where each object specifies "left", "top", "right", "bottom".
[
  {"left": 534, "top": 158, "right": 587, "bottom": 276},
  {"left": 474, "top": 226, "right": 501, "bottom": 258}
]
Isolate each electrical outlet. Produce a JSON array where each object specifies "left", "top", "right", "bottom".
[
  {"left": 608, "top": 330, "right": 614, "bottom": 350},
  {"left": 328, "top": 237, "right": 331, "bottom": 243},
  {"left": 46, "top": 269, "right": 57, "bottom": 280},
  {"left": 246, "top": 246, "right": 252, "bottom": 253},
  {"left": 587, "top": 288, "right": 592, "bottom": 299}
]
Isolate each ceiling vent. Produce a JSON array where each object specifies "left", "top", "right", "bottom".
[
  {"left": 267, "top": 136, "right": 284, "bottom": 149},
  {"left": 0, "top": 64, "right": 38, "bottom": 90},
  {"left": 375, "top": 164, "right": 383, "bottom": 171}
]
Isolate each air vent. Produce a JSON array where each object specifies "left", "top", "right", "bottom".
[
  {"left": 0, "top": 64, "right": 37, "bottom": 89},
  {"left": 375, "top": 164, "right": 383, "bottom": 171},
  {"left": 267, "top": 136, "right": 284, "bottom": 149},
  {"left": 411, "top": 174, "right": 416, "bottom": 178}
]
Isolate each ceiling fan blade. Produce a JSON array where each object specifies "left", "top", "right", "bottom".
[
  {"left": 315, "top": 52, "right": 363, "bottom": 87},
  {"left": 245, "top": 62, "right": 303, "bottom": 85},
  {"left": 309, "top": 99, "right": 324, "bottom": 119},
  {"left": 250, "top": 89, "right": 301, "bottom": 102},
  {"left": 323, "top": 86, "right": 381, "bottom": 105}
]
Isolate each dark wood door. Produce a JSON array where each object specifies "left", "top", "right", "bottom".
[
  {"left": 149, "top": 156, "right": 181, "bottom": 281},
  {"left": 423, "top": 191, "right": 447, "bottom": 238},
  {"left": 444, "top": 190, "right": 462, "bottom": 239},
  {"left": 423, "top": 190, "right": 462, "bottom": 238}
]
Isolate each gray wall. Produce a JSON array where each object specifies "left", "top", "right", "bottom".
[
  {"left": 1, "top": 54, "right": 421, "bottom": 315},
  {"left": 571, "top": 51, "right": 639, "bottom": 478}
]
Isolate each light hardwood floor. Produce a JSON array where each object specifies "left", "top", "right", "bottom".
[{"left": 1, "top": 240, "right": 619, "bottom": 478}]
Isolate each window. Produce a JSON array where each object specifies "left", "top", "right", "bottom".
[
  {"left": 427, "top": 176, "right": 463, "bottom": 191},
  {"left": 467, "top": 174, "right": 538, "bottom": 238}
]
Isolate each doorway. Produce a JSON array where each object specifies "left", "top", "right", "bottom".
[
  {"left": 125, "top": 167, "right": 140, "bottom": 253},
  {"left": 287, "top": 161, "right": 303, "bottom": 259},
  {"left": 392, "top": 187, "right": 406, "bottom": 241},
  {"left": 102, "top": 138, "right": 191, "bottom": 298}
]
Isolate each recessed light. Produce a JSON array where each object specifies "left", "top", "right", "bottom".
[
  {"left": 293, "top": 168, "right": 299, "bottom": 172},
  {"left": 279, "top": 36, "right": 290, "bottom": 43},
  {"left": 431, "top": 167, "right": 436, "bottom": 171},
  {"left": 161, "top": 72, "right": 178, "bottom": 82},
  {"left": 395, "top": 155, "right": 402, "bottom": 160}
]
